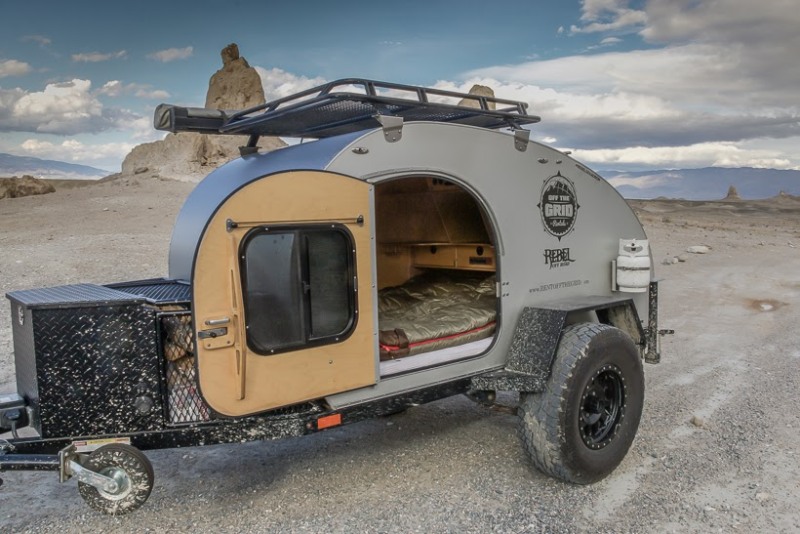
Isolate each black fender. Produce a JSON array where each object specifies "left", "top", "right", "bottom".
[{"left": 471, "top": 294, "right": 646, "bottom": 393}]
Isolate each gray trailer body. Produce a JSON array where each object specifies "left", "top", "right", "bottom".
[{"left": 169, "top": 121, "right": 650, "bottom": 409}]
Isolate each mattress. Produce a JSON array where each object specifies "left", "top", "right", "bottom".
[{"left": 378, "top": 270, "right": 496, "bottom": 360}]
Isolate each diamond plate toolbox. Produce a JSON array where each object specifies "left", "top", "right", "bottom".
[{"left": 7, "top": 283, "right": 167, "bottom": 438}]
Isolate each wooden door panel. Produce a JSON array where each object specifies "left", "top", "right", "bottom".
[{"left": 192, "top": 171, "right": 376, "bottom": 416}]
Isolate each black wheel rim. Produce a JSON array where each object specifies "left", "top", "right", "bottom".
[{"left": 579, "top": 364, "right": 625, "bottom": 450}]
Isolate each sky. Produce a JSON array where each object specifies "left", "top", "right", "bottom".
[{"left": 0, "top": 0, "right": 798, "bottom": 173}]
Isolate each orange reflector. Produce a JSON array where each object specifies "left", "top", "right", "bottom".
[{"left": 317, "top": 413, "right": 342, "bottom": 430}]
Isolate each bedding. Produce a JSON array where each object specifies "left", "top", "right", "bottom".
[{"left": 378, "top": 270, "right": 496, "bottom": 360}]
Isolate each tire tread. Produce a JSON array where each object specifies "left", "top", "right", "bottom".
[
  {"left": 77, "top": 443, "right": 154, "bottom": 515},
  {"left": 518, "top": 323, "right": 623, "bottom": 483}
]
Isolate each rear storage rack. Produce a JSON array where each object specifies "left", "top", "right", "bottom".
[{"left": 154, "top": 78, "right": 540, "bottom": 140}]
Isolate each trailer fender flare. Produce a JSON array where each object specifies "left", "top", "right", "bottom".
[{"left": 471, "top": 296, "right": 645, "bottom": 393}]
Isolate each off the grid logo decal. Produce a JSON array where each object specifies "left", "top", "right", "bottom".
[{"left": 538, "top": 172, "right": 579, "bottom": 240}]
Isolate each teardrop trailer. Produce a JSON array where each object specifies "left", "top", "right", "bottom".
[{"left": 0, "top": 79, "right": 667, "bottom": 515}]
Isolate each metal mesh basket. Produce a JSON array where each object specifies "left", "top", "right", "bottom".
[{"left": 159, "top": 311, "right": 211, "bottom": 424}]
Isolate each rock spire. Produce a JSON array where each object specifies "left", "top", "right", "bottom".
[
  {"left": 116, "top": 44, "right": 284, "bottom": 183},
  {"left": 205, "top": 43, "right": 266, "bottom": 110}
]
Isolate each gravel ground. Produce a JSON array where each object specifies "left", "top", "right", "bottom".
[{"left": 1, "top": 180, "right": 799, "bottom": 533}]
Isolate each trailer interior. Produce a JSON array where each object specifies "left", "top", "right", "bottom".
[{"left": 373, "top": 176, "right": 497, "bottom": 375}]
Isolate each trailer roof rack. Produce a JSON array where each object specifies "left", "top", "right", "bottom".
[{"left": 154, "top": 78, "right": 540, "bottom": 140}]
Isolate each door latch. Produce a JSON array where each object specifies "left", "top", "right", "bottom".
[{"left": 198, "top": 327, "right": 228, "bottom": 340}]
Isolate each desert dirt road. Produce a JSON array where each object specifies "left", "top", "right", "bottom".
[{"left": 1, "top": 180, "right": 798, "bottom": 533}]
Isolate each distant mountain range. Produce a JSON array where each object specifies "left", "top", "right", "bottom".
[
  {"left": 599, "top": 167, "right": 800, "bottom": 200},
  {"left": 0, "top": 152, "right": 110, "bottom": 180}
]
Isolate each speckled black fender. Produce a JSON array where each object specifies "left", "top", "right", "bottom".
[{"left": 471, "top": 295, "right": 645, "bottom": 393}]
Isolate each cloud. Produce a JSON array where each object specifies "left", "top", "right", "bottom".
[
  {"left": 254, "top": 67, "right": 326, "bottom": 100},
  {"left": 586, "top": 36, "right": 624, "bottom": 50},
  {"left": 127, "top": 116, "right": 164, "bottom": 141},
  {"left": 0, "top": 59, "right": 32, "bottom": 78},
  {"left": 72, "top": 50, "right": 127, "bottom": 62},
  {"left": 0, "top": 79, "right": 140, "bottom": 135},
  {"left": 606, "top": 172, "right": 677, "bottom": 189},
  {"left": 9, "top": 80, "right": 102, "bottom": 133},
  {"left": 98, "top": 80, "right": 124, "bottom": 97},
  {"left": 436, "top": 77, "right": 681, "bottom": 122},
  {"left": 640, "top": 0, "right": 800, "bottom": 101},
  {"left": 465, "top": 44, "right": 760, "bottom": 105},
  {"left": 575, "top": 142, "right": 797, "bottom": 170},
  {"left": 574, "top": 2, "right": 798, "bottom": 109},
  {"left": 147, "top": 46, "right": 193, "bottom": 62},
  {"left": 446, "top": 75, "right": 799, "bottom": 152},
  {"left": 21, "top": 35, "right": 51, "bottom": 47},
  {"left": 135, "top": 88, "right": 170, "bottom": 100},
  {"left": 454, "top": 0, "right": 800, "bottom": 170},
  {"left": 579, "top": 0, "right": 632, "bottom": 21},
  {"left": 98, "top": 80, "right": 170, "bottom": 100},
  {"left": 570, "top": 0, "right": 646, "bottom": 34},
  {"left": 641, "top": 0, "right": 798, "bottom": 45},
  {"left": 19, "top": 138, "right": 134, "bottom": 165}
]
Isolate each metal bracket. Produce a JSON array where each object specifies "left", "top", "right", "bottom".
[
  {"left": 58, "top": 442, "right": 118, "bottom": 492},
  {"left": 644, "top": 280, "right": 662, "bottom": 364},
  {"left": 239, "top": 145, "right": 259, "bottom": 156},
  {"left": 238, "top": 134, "right": 260, "bottom": 157},
  {"left": 514, "top": 129, "right": 530, "bottom": 152},
  {"left": 0, "top": 438, "right": 13, "bottom": 454},
  {"left": 375, "top": 115, "right": 403, "bottom": 143},
  {"left": 68, "top": 459, "right": 120, "bottom": 493},
  {"left": 58, "top": 444, "right": 76, "bottom": 483}
]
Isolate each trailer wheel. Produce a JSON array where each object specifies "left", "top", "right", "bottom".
[
  {"left": 518, "top": 323, "right": 644, "bottom": 484},
  {"left": 77, "top": 444, "right": 154, "bottom": 515}
]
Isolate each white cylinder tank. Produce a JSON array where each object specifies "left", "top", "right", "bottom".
[{"left": 615, "top": 238, "right": 651, "bottom": 293}]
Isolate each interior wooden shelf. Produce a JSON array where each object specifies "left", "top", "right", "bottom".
[{"left": 410, "top": 243, "right": 495, "bottom": 272}]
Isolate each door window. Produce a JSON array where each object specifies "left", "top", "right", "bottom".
[{"left": 241, "top": 226, "right": 356, "bottom": 354}]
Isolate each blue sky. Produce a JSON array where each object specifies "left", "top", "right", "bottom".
[{"left": 1, "top": 0, "right": 798, "bottom": 173}]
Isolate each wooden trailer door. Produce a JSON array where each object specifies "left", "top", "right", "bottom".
[{"left": 192, "top": 170, "right": 377, "bottom": 416}]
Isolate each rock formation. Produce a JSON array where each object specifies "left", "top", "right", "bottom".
[
  {"left": 0, "top": 175, "right": 55, "bottom": 199},
  {"left": 119, "top": 133, "right": 285, "bottom": 183},
  {"left": 724, "top": 185, "right": 741, "bottom": 200},
  {"left": 457, "top": 85, "right": 496, "bottom": 110},
  {"left": 770, "top": 190, "right": 800, "bottom": 204},
  {"left": 205, "top": 43, "right": 266, "bottom": 110},
  {"left": 116, "top": 43, "right": 284, "bottom": 183}
]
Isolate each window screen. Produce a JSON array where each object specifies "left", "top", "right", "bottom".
[
  {"left": 306, "top": 231, "right": 351, "bottom": 339},
  {"left": 242, "top": 226, "right": 356, "bottom": 354}
]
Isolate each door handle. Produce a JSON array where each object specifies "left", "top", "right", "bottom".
[{"left": 204, "top": 317, "right": 230, "bottom": 326}]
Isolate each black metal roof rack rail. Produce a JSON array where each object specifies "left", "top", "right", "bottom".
[{"left": 154, "top": 78, "right": 540, "bottom": 139}]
